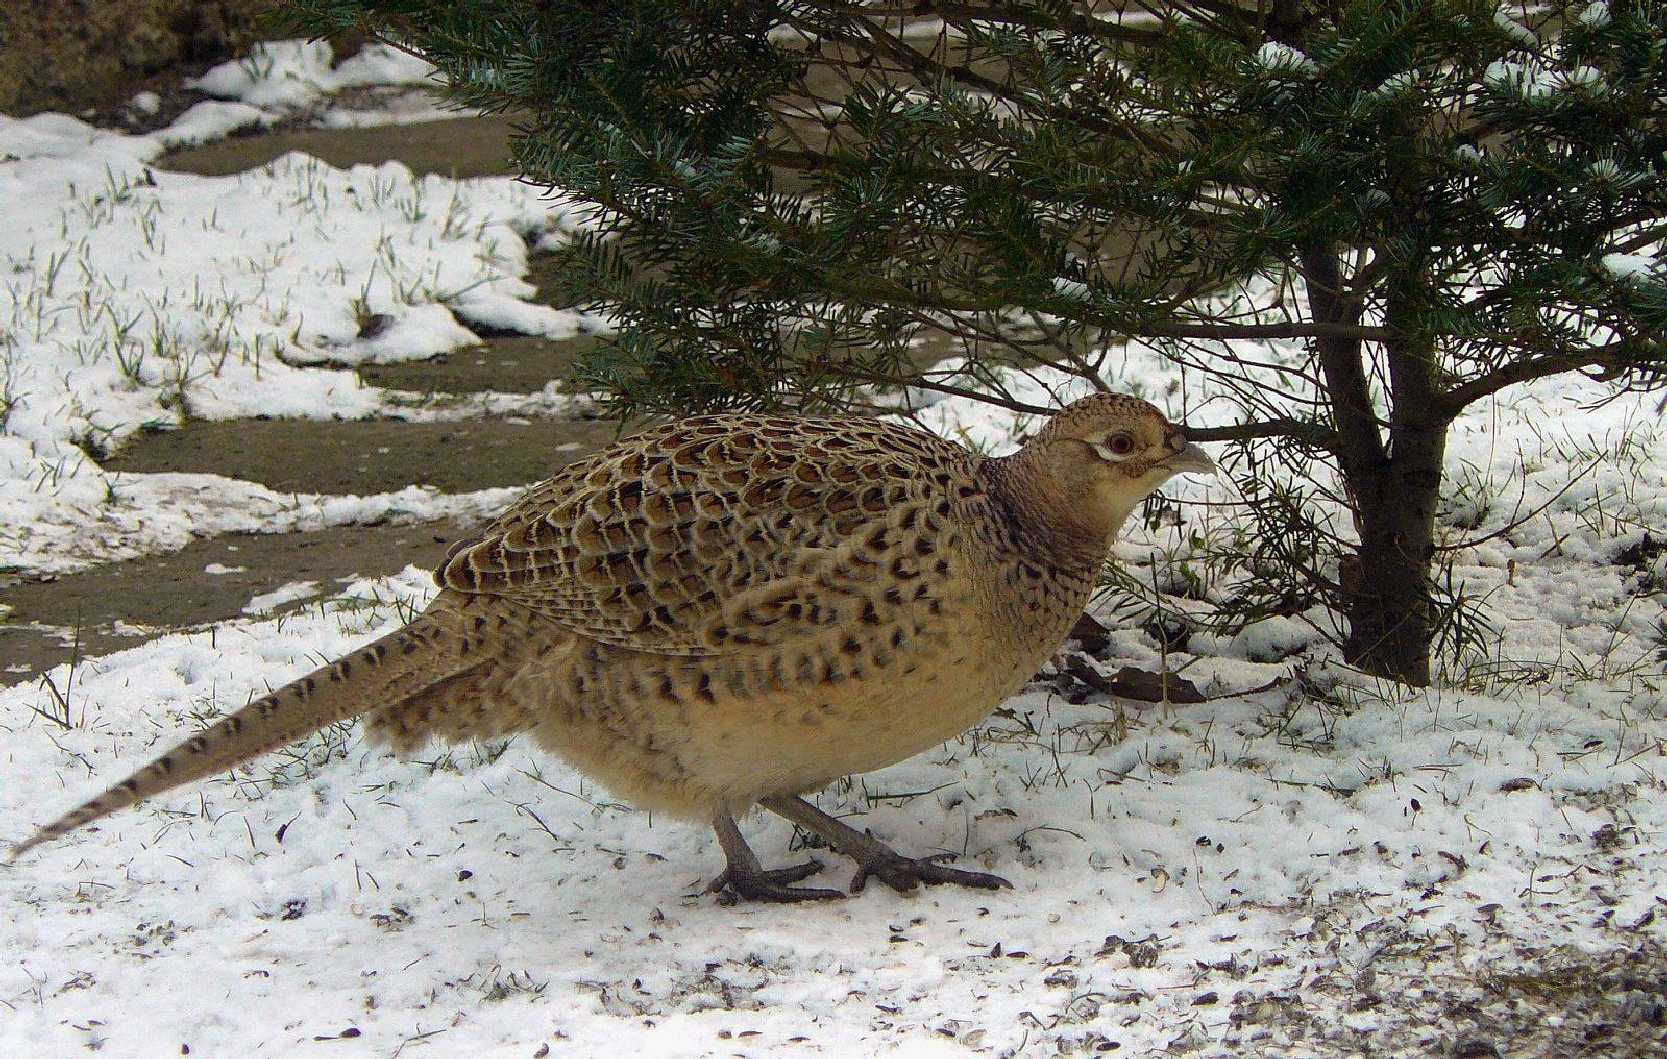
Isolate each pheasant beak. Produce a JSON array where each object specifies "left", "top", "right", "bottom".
[{"left": 1164, "top": 440, "right": 1217, "bottom": 477}]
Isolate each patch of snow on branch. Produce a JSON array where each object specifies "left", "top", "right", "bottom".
[
  {"left": 1602, "top": 252, "right": 1663, "bottom": 283},
  {"left": 1051, "top": 277, "right": 1093, "bottom": 302},
  {"left": 1254, "top": 41, "right": 1319, "bottom": 76},
  {"left": 1578, "top": 0, "right": 1612, "bottom": 28},
  {"left": 1484, "top": 58, "right": 1558, "bottom": 99},
  {"left": 1493, "top": 9, "right": 1540, "bottom": 49}
]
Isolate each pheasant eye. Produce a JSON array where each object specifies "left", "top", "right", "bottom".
[{"left": 1105, "top": 433, "right": 1135, "bottom": 456}]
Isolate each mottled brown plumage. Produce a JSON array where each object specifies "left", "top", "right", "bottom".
[{"left": 11, "top": 393, "right": 1213, "bottom": 898}]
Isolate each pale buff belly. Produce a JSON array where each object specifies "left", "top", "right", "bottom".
[
  {"left": 689, "top": 627, "right": 1035, "bottom": 797},
  {"left": 511, "top": 616, "right": 1051, "bottom": 819}
]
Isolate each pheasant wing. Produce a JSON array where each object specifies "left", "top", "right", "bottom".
[{"left": 437, "top": 414, "right": 974, "bottom": 656}]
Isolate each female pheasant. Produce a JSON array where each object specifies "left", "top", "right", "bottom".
[{"left": 12, "top": 393, "right": 1214, "bottom": 900}]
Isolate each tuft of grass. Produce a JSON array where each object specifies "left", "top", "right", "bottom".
[{"left": 0, "top": 337, "right": 19, "bottom": 431}]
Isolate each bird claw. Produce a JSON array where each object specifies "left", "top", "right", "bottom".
[
  {"left": 849, "top": 851, "right": 1013, "bottom": 894},
  {"left": 707, "top": 858, "right": 844, "bottom": 903}
]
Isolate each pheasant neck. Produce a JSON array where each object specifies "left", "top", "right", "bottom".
[{"left": 979, "top": 450, "right": 1116, "bottom": 579}]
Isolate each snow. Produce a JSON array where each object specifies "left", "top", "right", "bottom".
[
  {"left": 1370, "top": 69, "right": 1421, "bottom": 99},
  {"left": 1602, "top": 251, "right": 1663, "bottom": 283},
  {"left": 1, "top": 34, "right": 1665, "bottom": 1059},
  {"left": 181, "top": 38, "right": 462, "bottom": 132},
  {"left": 1578, "top": 1, "right": 1613, "bottom": 29},
  {"left": 4, "top": 348, "right": 1662, "bottom": 1055},
  {"left": 1252, "top": 42, "right": 1319, "bottom": 76},
  {"left": 2, "top": 508, "right": 1662, "bottom": 1055},
  {"left": 1483, "top": 53, "right": 1609, "bottom": 102},
  {"left": 1492, "top": 10, "right": 1539, "bottom": 49},
  {"left": 318, "top": 91, "right": 466, "bottom": 129},
  {"left": 1483, "top": 59, "right": 1558, "bottom": 100},
  {"left": 241, "top": 580, "right": 321, "bottom": 615},
  {"left": 1050, "top": 277, "right": 1092, "bottom": 302},
  {"left": 1562, "top": 64, "right": 1605, "bottom": 90},
  {"left": 0, "top": 61, "right": 604, "bottom": 576},
  {"left": 189, "top": 39, "right": 437, "bottom": 115},
  {"left": 452, "top": 293, "right": 598, "bottom": 342},
  {"left": 3, "top": 471, "right": 524, "bottom": 577},
  {"left": 284, "top": 301, "right": 484, "bottom": 368}
]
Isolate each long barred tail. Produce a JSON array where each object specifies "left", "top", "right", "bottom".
[{"left": 8, "top": 610, "right": 477, "bottom": 861}]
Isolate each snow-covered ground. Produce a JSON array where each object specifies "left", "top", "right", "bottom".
[
  {"left": 0, "top": 40, "right": 600, "bottom": 576},
  {"left": 2, "top": 38, "right": 1664, "bottom": 1059}
]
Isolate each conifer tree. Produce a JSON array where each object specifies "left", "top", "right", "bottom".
[{"left": 284, "top": 0, "right": 1667, "bottom": 685}]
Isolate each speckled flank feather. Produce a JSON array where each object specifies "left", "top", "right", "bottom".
[{"left": 14, "top": 393, "right": 1205, "bottom": 866}]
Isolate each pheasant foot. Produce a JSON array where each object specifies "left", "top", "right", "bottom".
[
  {"left": 761, "top": 795, "right": 1012, "bottom": 894},
  {"left": 847, "top": 851, "right": 1011, "bottom": 894},
  {"left": 709, "top": 808, "right": 843, "bottom": 903}
]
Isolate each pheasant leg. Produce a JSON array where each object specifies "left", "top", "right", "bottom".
[
  {"left": 706, "top": 808, "right": 843, "bottom": 903},
  {"left": 761, "top": 795, "right": 1012, "bottom": 894}
]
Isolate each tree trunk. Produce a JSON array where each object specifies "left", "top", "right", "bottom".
[
  {"left": 1343, "top": 285, "right": 1448, "bottom": 686},
  {"left": 1338, "top": 425, "right": 1445, "bottom": 686},
  {"left": 1302, "top": 244, "right": 1447, "bottom": 686}
]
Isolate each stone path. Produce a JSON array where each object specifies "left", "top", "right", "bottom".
[
  {"left": 160, "top": 113, "right": 522, "bottom": 179},
  {"left": 2, "top": 520, "right": 474, "bottom": 679},
  {"left": 102, "top": 418, "right": 619, "bottom": 496}
]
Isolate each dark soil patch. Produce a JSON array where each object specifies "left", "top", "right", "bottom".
[
  {"left": 0, "top": 0, "right": 276, "bottom": 117},
  {"left": 158, "top": 113, "right": 521, "bottom": 178},
  {"left": 1, "top": 519, "right": 474, "bottom": 684},
  {"left": 104, "top": 417, "right": 620, "bottom": 496},
  {"left": 89, "top": 61, "right": 241, "bottom": 133},
  {"left": 1617, "top": 533, "right": 1665, "bottom": 573}
]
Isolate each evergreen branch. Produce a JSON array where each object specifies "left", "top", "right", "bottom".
[
  {"left": 796, "top": 360, "right": 1059, "bottom": 415},
  {"left": 753, "top": 141, "right": 1264, "bottom": 220},
  {"left": 1184, "top": 418, "right": 1338, "bottom": 447},
  {"left": 882, "top": 308, "right": 1110, "bottom": 386},
  {"left": 756, "top": 146, "right": 846, "bottom": 173},
  {"left": 1166, "top": 0, "right": 1258, "bottom": 38},
  {"left": 1608, "top": 226, "right": 1667, "bottom": 255},
  {"left": 1137, "top": 321, "right": 1395, "bottom": 342},
  {"left": 1436, "top": 343, "right": 1661, "bottom": 417},
  {"left": 1301, "top": 245, "right": 1387, "bottom": 467},
  {"left": 808, "top": 262, "right": 1392, "bottom": 343},
  {"left": 786, "top": 6, "right": 1182, "bottom": 158},
  {"left": 800, "top": 358, "right": 1336, "bottom": 448},
  {"left": 819, "top": 8, "right": 1019, "bottom": 97}
]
